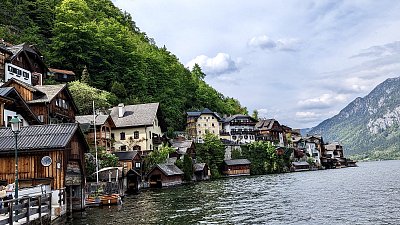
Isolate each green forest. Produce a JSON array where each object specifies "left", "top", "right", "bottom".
[{"left": 0, "top": 0, "right": 247, "bottom": 132}]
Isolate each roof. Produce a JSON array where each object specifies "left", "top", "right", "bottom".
[
  {"left": 1, "top": 78, "right": 40, "bottom": 92},
  {"left": 110, "top": 103, "right": 160, "bottom": 128},
  {"left": 255, "top": 119, "right": 281, "bottom": 131},
  {"left": 114, "top": 151, "right": 139, "bottom": 161},
  {"left": 172, "top": 140, "right": 194, "bottom": 154},
  {"left": 28, "top": 84, "right": 66, "bottom": 103},
  {"left": 151, "top": 163, "right": 184, "bottom": 176},
  {"left": 0, "top": 87, "right": 41, "bottom": 125},
  {"left": 186, "top": 108, "right": 222, "bottom": 120},
  {"left": 292, "top": 161, "right": 310, "bottom": 166},
  {"left": 223, "top": 114, "right": 257, "bottom": 123},
  {"left": 0, "top": 123, "right": 84, "bottom": 152},
  {"left": 224, "top": 159, "right": 251, "bottom": 166},
  {"left": 194, "top": 163, "right": 206, "bottom": 172},
  {"left": 325, "top": 142, "right": 342, "bottom": 151},
  {"left": 75, "top": 115, "right": 114, "bottom": 126},
  {"left": 49, "top": 68, "right": 76, "bottom": 76},
  {"left": 6, "top": 43, "right": 24, "bottom": 57}
]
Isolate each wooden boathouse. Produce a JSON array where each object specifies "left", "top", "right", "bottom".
[
  {"left": 0, "top": 123, "right": 89, "bottom": 214},
  {"left": 223, "top": 159, "right": 251, "bottom": 176}
]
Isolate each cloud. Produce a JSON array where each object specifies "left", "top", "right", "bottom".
[
  {"left": 186, "top": 53, "right": 241, "bottom": 75},
  {"left": 351, "top": 41, "right": 400, "bottom": 58},
  {"left": 248, "top": 35, "right": 301, "bottom": 51},
  {"left": 298, "top": 94, "right": 348, "bottom": 109}
]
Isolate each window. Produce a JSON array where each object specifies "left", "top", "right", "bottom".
[
  {"left": 212, "top": 116, "right": 214, "bottom": 119},
  {"left": 63, "top": 74, "right": 68, "bottom": 79},
  {"left": 212, "top": 123, "right": 215, "bottom": 127},
  {"left": 204, "top": 124, "right": 207, "bottom": 127},
  {"left": 149, "top": 131, "right": 152, "bottom": 139},
  {"left": 120, "top": 145, "right": 126, "bottom": 151},
  {"left": 120, "top": 132, "right": 125, "bottom": 140},
  {"left": 232, "top": 136, "right": 237, "bottom": 140},
  {"left": 244, "top": 135, "right": 248, "bottom": 139},
  {"left": 150, "top": 144, "right": 153, "bottom": 150},
  {"left": 23, "top": 72, "right": 29, "bottom": 80},
  {"left": 198, "top": 131, "right": 201, "bottom": 134},
  {"left": 38, "top": 115, "right": 44, "bottom": 122},
  {"left": 111, "top": 133, "right": 115, "bottom": 139},
  {"left": 134, "top": 131, "right": 139, "bottom": 139},
  {"left": 198, "top": 124, "right": 201, "bottom": 127},
  {"left": 135, "top": 162, "right": 141, "bottom": 168}
]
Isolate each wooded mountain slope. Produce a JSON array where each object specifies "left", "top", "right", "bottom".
[
  {"left": 0, "top": 0, "right": 247, "bottom": 132},
  {"left": 309, "top": 77, "right": 400, "bottom": 160}
]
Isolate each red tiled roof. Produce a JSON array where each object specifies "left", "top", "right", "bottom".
[{"left": 49, "top": 68, "right": 76, "bottom": 76}]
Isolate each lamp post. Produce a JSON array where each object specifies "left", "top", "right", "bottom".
[{"left": 10, "top": 116, "right": 21, "bottom": 201}]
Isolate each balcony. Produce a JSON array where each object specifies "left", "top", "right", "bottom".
[{"left": 229, "top": 121, "right": 257, "bottom": 126}]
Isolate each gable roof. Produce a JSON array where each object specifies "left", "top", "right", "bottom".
[
  {"left": 75, "top": 114, "right": 115, "bottom": 127},
  {"left": 28, "top": 84, "right": 66, "bottom": 103},
  {"left": 186, "top": 108, "right": 222, "bottom": 121},
  {"left": 255, "top": 119, "right": 281, "bottom": 130},
  {"left": 224, "top": 159, "right": 251, "bottom": 166},
  {"left": 194, "top": 163, "right": 207, "bottom": 172},
  {"left": 149, "top": 163, "right": 184, "bottom": 176},
  {"left": 172, "top": 140, "right": 194, "bottom": 154},
  {"left": 0, "top": 87, "right": 41, "bottom": 125},
  {"left": 1, "top": 78, "right": 40, "bottom": 92},
  {"left": 0, "top": 123, "right": 87, "bottom": 153},
  {"left": 223, "top": 114, "right": 258, "bottom": 123},
  {"left": 114, "top": 151, "right": 140, "bottom": 161},
  {"left": 109, "top": 103, "right": 160, "bottom": 128},
  {"left": 49, "top": 68, "right": 76, "bottom": 76}
]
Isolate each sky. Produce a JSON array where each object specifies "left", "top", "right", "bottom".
[{"left": 113, "top": 0, "right": 400, "bottom": 128}]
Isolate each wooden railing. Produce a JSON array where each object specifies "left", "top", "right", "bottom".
[{"left": 0, "top": 193, "right": 52, "bottom": 225}]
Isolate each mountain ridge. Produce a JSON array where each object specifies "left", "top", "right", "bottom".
[{"left": 309, "top": 76, "right": 400, "bottom": 159}]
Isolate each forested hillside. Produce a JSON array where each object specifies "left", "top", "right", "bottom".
[{"left": 0, "top": 0, "right": 247, "bottom": 132}]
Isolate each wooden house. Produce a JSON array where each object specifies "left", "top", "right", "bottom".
[
  {"left": 0, "top": 42, "right": 47, "bottom": 86},
  {"left": 76, "top": 114, "right": 115, "bottom": 153},
  {"left": 147, "top": 164, "right": 183, "bottom": 188},
  {"left": 48, "top": 68, "right": 76, "bottom": 83},
  {"left": 291, "top": 161, "right": 310, "bottom": 172},
  {"left": 109, "top": 103, "right": 167, "bottom": 153},
  {"left": 255, "top": 119, "right": 287, "bottom": 146},
  {"left": 0, "top": 123, "right": 89, "bottom": 212},
  {"left": 223, "top": 159, "right": 251, "bottom": 176},
  {"left": 193, "top": 163, "right": 209, "bottom": 181},
  {"left": 114, "top": 151, "right": 143, "bottom": 193},
  {"left": 0, "top": 87, "right": 41, "bottom": 127},
  {"left": 2, "top": 78, "right": 78, "bottom": 124}
]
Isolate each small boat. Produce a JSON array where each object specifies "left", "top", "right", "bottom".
[{"left": 85, "top": 193, "right": 121, "bottom": 207}]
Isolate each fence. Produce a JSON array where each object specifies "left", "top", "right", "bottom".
[{"left": 0, "top": 193, "right": 51, "bottom": 225}]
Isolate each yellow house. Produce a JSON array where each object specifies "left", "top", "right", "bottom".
[
  {"left": 110, "top": 103, "right": 167, "bottom": 153},
  {"left": 186, "top": 108, "right": 222, "bottom": 143}
]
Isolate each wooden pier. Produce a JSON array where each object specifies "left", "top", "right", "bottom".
[{"left": 0, "top": 194, "right": 51, "bottom": 225}]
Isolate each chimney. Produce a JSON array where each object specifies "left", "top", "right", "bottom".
[{"left": 118, "top": 103, "right": 125, "bottom": 118}]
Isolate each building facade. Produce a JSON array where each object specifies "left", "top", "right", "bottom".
[
  {"left": 220, "top": 114, "right": 257, "bottom": 144},
  {"left": 186, "top": 108, "right": 222, "bottom": 143}
]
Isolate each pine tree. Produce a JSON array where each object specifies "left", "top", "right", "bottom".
[{"left": 81, "top": 65, "right": 90, "bottom": 84}]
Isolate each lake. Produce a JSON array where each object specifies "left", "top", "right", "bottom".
[{"left": 59, "top": 160, "right": 400, "bottom": 224}]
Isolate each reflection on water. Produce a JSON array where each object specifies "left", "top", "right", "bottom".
[{"left": 57, "top": 160, "right": 400, "bottom": 224}]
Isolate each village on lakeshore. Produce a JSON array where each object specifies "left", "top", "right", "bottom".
[{"left": 0, "top": 41, "right": 357, "bottom": 223}]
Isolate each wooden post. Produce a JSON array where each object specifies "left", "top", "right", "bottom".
[
  {"left": 38, "top": 195, "right": 42, "bottom": 224},
  {"left": 49, "top": 193, "right": 52, "bottom": 219},
  {"left": 26, "top": 197, "right": 31, "bottom": 223},
  {"left": 69, "top": 187, "right": 72, "bottom": 213},
  {"left": 8, "top": 201, "right": 13, "bottom": 225}
]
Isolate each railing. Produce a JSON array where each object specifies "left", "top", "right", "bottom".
[
  {"left": 229, "top": 121, "right": 257, "bottom": 126},
  {"left": 0, "top": 193, "right": 52, "bottom": 225}
]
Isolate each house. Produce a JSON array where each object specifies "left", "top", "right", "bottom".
[
  {"left": 2, "top": 78, "right": 78, "bottom": 124},
  {"left": 193, "top": 163, "right": 209, "bottom": 181},
  {"left": 220, "top": 114, "right": 258, "bottom": 144},
  {"left": 76, "top": 114, "right": 115, "bottom": 153},
  {"left": 304, "top": 135, "right": 324, "bottom": 167},
  {"left": 109, "top": 103, "right": 167, "bottom": 154},
  {"left": 0, "top": 123, "right": 89, "bottom": 212},
  {"left": 0, "top": 42, "right": 47, "bottom": 85},
  {"left": 147, "top": 163, "right": 184, "bottom": 188},
  {"left": 323, "top": 142, "right": 345, "bottom": 168},
  {"left": 222, "top": 159, "right": 251, "bottom": 176},
  {"left": 186, "top": 108, "right": 222, "bottom": 143},
  {"left": 291, "top": 161, "right": 310, "bottom": 172},
  {"left": 48, "top": 68, "right": 76, "bottom": 83},
  {"left": 114, "top": 150, "right": 143, "bottom": 193},
  {"left": 255, "top": 119, "right": 287, "bottom": 146},
  {"left": 0, "top": 87, "right": 41, "bottom": 127},
  {"left": 170, "top": 138, "right": 196, "bottom": 160}
]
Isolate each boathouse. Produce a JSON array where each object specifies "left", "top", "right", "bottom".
[
  {"left": 0, "top": 123, "right": 89, "bottom": 213},
  {"left": 291, "top": 161, "right": 310, "bottom": 172},
  {"left": 222, "top": 159, "right": 251, "bottom": 176},
  {"left": 114, "top": 150, "right": 143, "bottom": 193},
  {"left": 147, "top": 163, "right": 183, "bottom": 188},
  {"left": 193, "top": 163, "right": 209, "bottom": 181}
]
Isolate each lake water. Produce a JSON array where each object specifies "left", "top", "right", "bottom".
[{"left": 59, "top": 160, "right": 400, "bottom": 224}]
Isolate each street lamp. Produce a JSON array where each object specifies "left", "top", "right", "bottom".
[{"left": 10, "top": 116, "right": 21, "bottom": 201}]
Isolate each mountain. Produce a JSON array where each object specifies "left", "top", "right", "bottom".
[{"left": 309, "top": 77, "right": 400, "bottom": 160}]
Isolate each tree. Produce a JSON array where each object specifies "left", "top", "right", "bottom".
[
  {"left": 196, "top": 132, "right": 225, "bottom": 178},
  {"left": 81, "top": 65, "right": 90, "bottom": 84},
  {"left": 191, "top": 63, "right": 206, "bottom": 80},
  {"left": 252, "top": 110, "right": 259, "bottom": 120},
  {"left": 111, "top": 81, "right": 127, "bottom": 99},
  {"left": 182, "top": 154, "right": 193, "bottom": 181},
  {"left": 231, "top": 148, "right": 242, "bottom": 159},
  {"left": 144, "top": 144, "right": 175, "bottom": 173}
]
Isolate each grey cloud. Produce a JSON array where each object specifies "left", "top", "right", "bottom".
[{"left": 248, "top": 35, "right": 301, "bottom": 52}]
